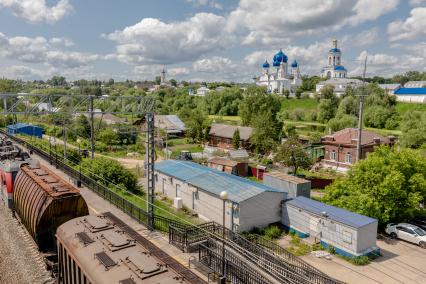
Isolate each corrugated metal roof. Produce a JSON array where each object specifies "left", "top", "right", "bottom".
[
  {"left": 155, "top": 160, "right": 285, "bottom": 203},
  {"left": 209, "top": 123, "right": 253, "bottom": 140},
  {"left": 286, "top": 196, "right": 377, "bottom": 229},
  {"left": 229, "top": 149, "right": 249, "bottom": 159},
  {"left": 264, "top": 172, "right": 310, "bottom": 185},
  {"left": 394, "top": 88, "right": 426, "bottom": 95},
  {"left": 7, "top": 123, "right": 42, "bottom": 130}
]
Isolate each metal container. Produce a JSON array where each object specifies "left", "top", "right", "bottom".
[{"left": 13, "top": 164, "right": 89, "bottom": 252}]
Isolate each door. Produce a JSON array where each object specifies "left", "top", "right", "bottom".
[
  {"left": 162, "top": 178, "right": 165, "bottom": 194},
  {"left": 396, "top": 226, "right": 417, "bottom": 243},
  {"left": 175, "top": 184, "right": 181, "bottom": 198}
]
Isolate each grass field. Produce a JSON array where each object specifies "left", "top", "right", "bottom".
[
  {"left": 281, "top": 98, "right": 318, "bottom": 111},
  {"left": 395, "top": 102, "right": 426, "bottom": 116}
]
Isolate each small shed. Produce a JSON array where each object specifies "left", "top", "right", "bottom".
[
  {"left": 7, "top": 123, "right": 42, "bottom": 138},
  {"left": 263, "top": 172, "right": 311, "bottom": 198},
  {"left": 282, "top": 196, "right": 379, "bottom": 257},
  {"left": 207, "top": 157, "right": 248, "bottom": 177}
]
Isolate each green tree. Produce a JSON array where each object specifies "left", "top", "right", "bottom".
[
  {"left": 169, "top": 79, "right": 177, "bottom": 87},
  {"left": 0, "top": 79, "right": 17, "bottom": 93},
  {"left": 275, "top": 136, "right": 313, "bottom": 175},
  {"left": 327, "top": 114, "right": 357, "bottom": 132},
  {"left": 400, "top": 111, "right": 426, "bottom": 148},
  {"left": 250, "top": 113, "right": 282, "bottom": 154},
  {"left": 317, "top": 85, "right": 339, "bottom": 123},
  {"left": 295, "top": 87, "right": 303, "bottom": 99},
  {"left": 81, "top": 157, "right": 139, "bottom": 193},
  {"left": 238, "top": 86, "right": 281, "bottom": 126},
  {"left": 232, "top": 129, "right": 240, "bottom": 149},
  {"left": 97, "top": 128, "right": 119, "bottom": 145},
  {"left": 155, "top": 76, "right": 161, "bottom": 85},
  {"left": 323, "top": 147, "right": 426, "bottom": 226},
  {"left": 283, "top": 89, "right": 290, "bottom": 99},
  {"left": 186, "top": 110, "right": 210, "bottom": 144},
  {"left": 73, "top": 115, "right": 91, "bottom": 138},
  {"left": 363, "top": 105, "right": 397, "bottom": 129}
]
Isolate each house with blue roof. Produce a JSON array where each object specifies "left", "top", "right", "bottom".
[
  {"left": 282, "top": 196, "right": 379, "bottom": 257},
  {"left": 154, "top": 160, "right": 287, "bottom": 232},
  {"left": 394, "top": 88, "right": 426, "bottom": 103}
]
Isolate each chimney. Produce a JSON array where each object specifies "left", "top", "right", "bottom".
[
  {"left": 351, "top": 138, "right": 358, "bottom": 144},
  {"left": 373, "top": 137, "right": 381, "bottom": 144},
  {"left": 388, "top": 136, "right": 395, "bottom": 144}
]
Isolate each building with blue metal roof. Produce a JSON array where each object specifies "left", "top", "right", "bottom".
[
  {"left": 7, "top": 123, "right": 43, "bottom": 138},
  {"left": 154, "top": 160, "right": 287, "bottom": 232},
  {"left": 394, "top": 88, "right": 426, "bottom": 103},
  {"left": 282, "top": 196, "right": 379, "bottom": 257}
]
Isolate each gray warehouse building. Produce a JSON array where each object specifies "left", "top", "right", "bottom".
[
  {"left": 154, "top": 160, "right": 287, "bottom": 232},
  {"left": 263, "top": 172, "right": 311, "bottom": 198},
  {"left": 282, "top": 196, "right": 379, "bottom": 257}
]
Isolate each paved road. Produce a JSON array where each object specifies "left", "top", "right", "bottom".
[{"left": 301, "top": 238, "right": 426, "bottom": 284}]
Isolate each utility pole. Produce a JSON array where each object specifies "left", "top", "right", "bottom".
[
  {"left": 89, "top": 95, "right": 95, "bottom": 159},
  {"left": 63, "top": 121, "right": 67, "bottom": 162},
  {"left": 356, "top": 55, "right": 368, "bottom": 163}
]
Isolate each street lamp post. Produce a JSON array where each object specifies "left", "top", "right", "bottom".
[
  {"left": 220, "top": 190, "right": 228, "bottom": 283},
  {"left": 49, "top": 136, "right": 52, "bottom": 165}
]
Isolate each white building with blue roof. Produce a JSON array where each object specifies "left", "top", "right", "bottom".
[
  {"left": 154, "top": 160, "right": 287, "bottom": 232},
  {"left": 255, "top": 49, "right": 302, "bottom": 94},
  {"left": 321, "top": 39, "right": 347, "bottom": 79},
  {"left": 282, "top": 196, "right": 379, "bottom": 257}
]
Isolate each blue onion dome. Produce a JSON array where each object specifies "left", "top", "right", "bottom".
[
  {"left": 334, "top": 65, "right": 346, "bottom": 71},
  {"left": 262, "top": 60, "right": 270, "bottom": 68},
  {"left": 273, "top": 60, "right": 280, "bottom": 67},
  {"left": 273, "top": 49, "right": 288, "bottom": 63},
  {"left": 291, "top": 60, "right": 298, "bottom": 68},
  {"left": 329, "top": 47, "right": 341, "bottom": 53}
]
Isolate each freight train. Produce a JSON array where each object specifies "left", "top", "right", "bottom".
[{"left": 0, "top": 135, "right": 206, "bottom": 284}]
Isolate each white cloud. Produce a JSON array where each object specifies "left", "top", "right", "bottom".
[
  {"left": 351, "top": 27, "right": 379, "bottom": 46},
  {"left": 226, "top": 0, "right": 398, "bottom": 45},
  {"left": 186, "top": 0, "right": 223, "bottom": 9},
  {"left": 409, "top": 0, "right": 426, "bottom": 5},
  {"left": 0, "top": 0, "right": 72, "bottom": 23},
  {"left": 193, "top": 56, "right": 236, "bottom": 73},
  {"left": 105, "top": 13, "right": 233, "bottom": 65},
  {"left": 388, "top": 7, "right": 426, "bottom": 41},
  {"left": 357, "top": 51, "right": 398, "bottom": 65},
  {"left": 49, "top": 37, "right": 74, "bottom": 47},
  {"left": 0, "top": 33, "right": 99, "bottom": 69}
]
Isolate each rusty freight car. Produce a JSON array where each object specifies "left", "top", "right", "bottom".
[{"left": 13, "top": 163, "right": 89, "bottom": 252}]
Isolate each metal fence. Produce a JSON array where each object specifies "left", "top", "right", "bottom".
[{"left": 199, "top": 239, "right": 274, "bottom": 284}]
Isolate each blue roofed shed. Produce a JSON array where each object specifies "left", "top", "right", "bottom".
[
  {"left": 7, "top": 123, "right": 43, "bottom": 138},
  {"left": 394, "top": 88, "right": 426, "bottom": 103},
  {"left": 282, "top": 196, "right": 379, "bottom": 257},
  {"left": 154, "top": 160, "right": 287, "bottom": 231}
]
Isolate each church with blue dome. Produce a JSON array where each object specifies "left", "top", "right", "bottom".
[
  {"left": 321, "top": 39, "right": 347, "bottom": 79},
  {"left": 255, "top": 48, "right": 302, "bottom": 94}
]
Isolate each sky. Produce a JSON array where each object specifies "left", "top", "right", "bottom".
[{"left": 0, "top": 0, "right": 425, "bottom": 82}]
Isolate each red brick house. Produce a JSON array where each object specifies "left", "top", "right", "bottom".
[
  {"left": 208, "top": 123, "right": 253, "bottom": 150},
  {"left": 321, "top": 128, "right": 395, "bottom": 170}
]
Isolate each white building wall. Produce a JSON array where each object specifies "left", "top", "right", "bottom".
[
  {"left": 395, "top": 95, "right": 426, "bottom": 103},
  {"left": 357, "top": 222, "right": 378, "bottom": 253},
  {"left": 239, "top": 192, "right": 285, "bottom": 232}
]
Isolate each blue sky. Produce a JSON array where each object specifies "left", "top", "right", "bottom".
[{"left": 0, "top": 0, "right": 425, "bottom": 82}]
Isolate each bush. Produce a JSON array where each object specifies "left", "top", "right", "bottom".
[
  {"left": 350, "top": 256, "right": 370, "bottom": 265},
  {"left": 264, "top": 225, "right": 282, "bottom": 240},
  {"left": 290, "top": 109, "right": 305, "bottom": 121}
]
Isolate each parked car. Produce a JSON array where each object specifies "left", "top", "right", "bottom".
[
  {"left": 409, "top": 217, "right": 426, "bottom": 231},
  {"left": 385, "top": 223, "right": 426, "bottom": 248}
]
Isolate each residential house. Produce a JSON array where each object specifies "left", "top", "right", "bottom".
[
  {"left": 378, "top": 83, "right": 401, "bottom": 95},
  {"left": 321, "top": 128, "right": 394, "bottom": 171},
  {"left": 404, "top": 81, "right": 426, "bottom": 88},
  {"left": 208, "top": 123, "right": 253, "bottom": 150},
  {"left": 154, "top": 115, "right": 186, "bottom": 136},
  {"left": 315, "top": 78, "right": 363, "bottom": 96}
]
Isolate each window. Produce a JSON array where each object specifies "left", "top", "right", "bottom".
[
  {"left": 396, "top": 226, "right": 413, "bottom": 234},
  {"left": 343, "top": 231, "right": 352, "bottom": 244},
  {"left": 154, "top": 174, "right": 158, "bottom": 182},
  {"left": 175, "top": 184, "right": 181, "bottom": 197},
  {"left": 345, "top": 152, "right": 352, "bottom": 164},
  {"left": 330, "top": 150, "right": 336, "bottom": 161}
]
